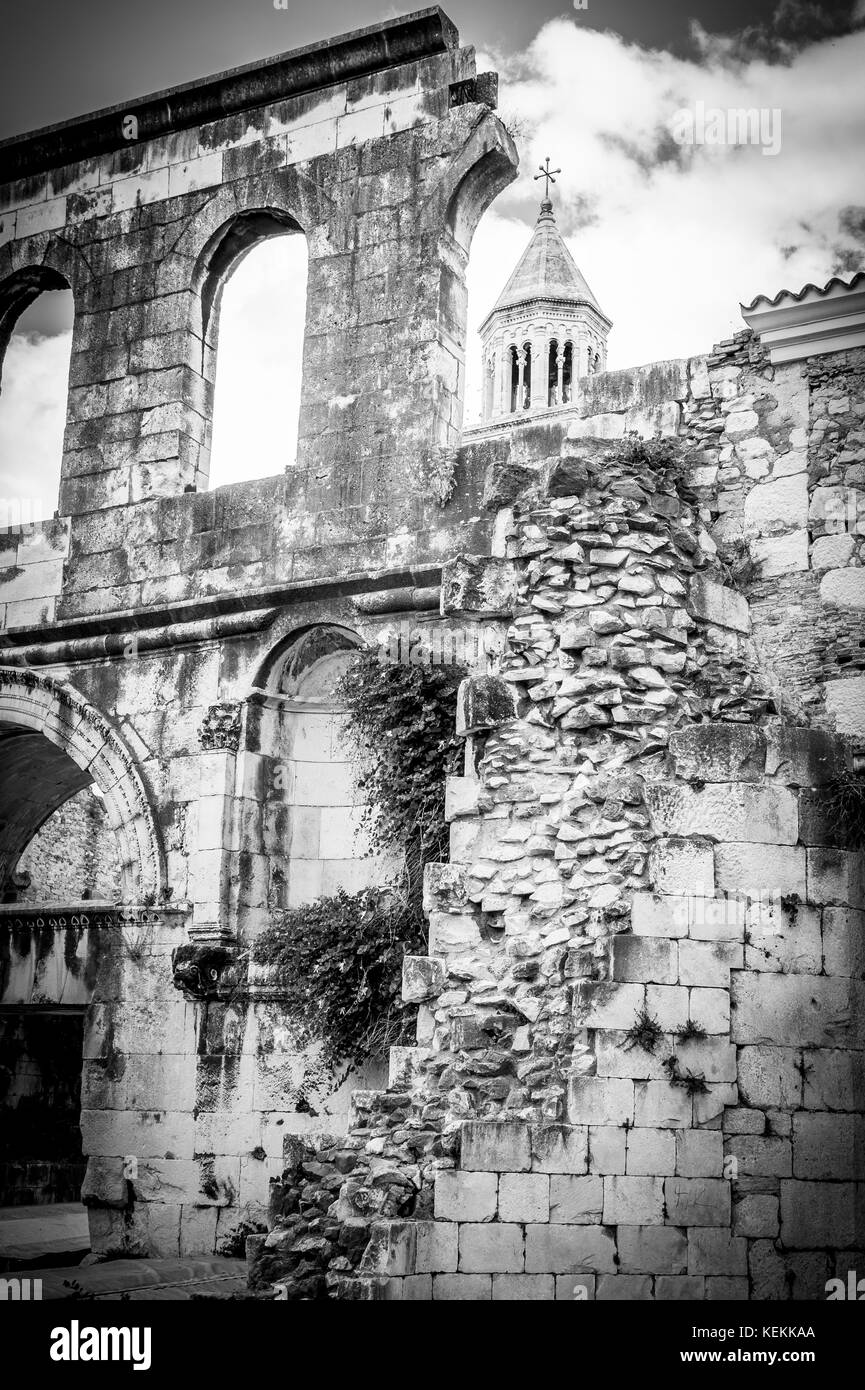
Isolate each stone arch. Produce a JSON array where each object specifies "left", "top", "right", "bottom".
[
  {"left": 0, "top": 668, "right": 164, "bottom": 903},
  {"left": 0, "top": 264, "right": 71, "bottom": 390},
  {"left": 176, "top": 202, "right": 310, "bottom": 489},
  {"left": 191, "top": 206, "right": 306, "bottom": 353},
  {"left": 251, "top": 622, "right": 363, "bottom": 697}
]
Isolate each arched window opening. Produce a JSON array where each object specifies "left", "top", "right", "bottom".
[
  {"left": 0, "top": 277, "right": 73, "bottom": 526},
  {"left": 252, "top": 626, "right": 399, "bottom": 913},
  {"left": 206, "top": 229, "right": 308, "bottom": 491}
]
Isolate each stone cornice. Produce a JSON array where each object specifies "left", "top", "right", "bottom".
[{"left": 0, "top": 7, "right": 459, "bottom": 183}]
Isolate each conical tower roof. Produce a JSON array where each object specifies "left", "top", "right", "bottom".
[{"left": 482, "top": 197, "right": 610, "bottom": 330}]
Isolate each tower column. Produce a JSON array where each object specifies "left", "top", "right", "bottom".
[{"left": 530, "top": 331, "right": 548, "bottom": 409}]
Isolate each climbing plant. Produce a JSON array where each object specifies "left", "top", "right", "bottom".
[{"left": 254, "top": 649, "right": 464, "bottom": 1077}]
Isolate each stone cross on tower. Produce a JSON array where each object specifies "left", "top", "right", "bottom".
[{"left": 534, "top": 156, "right": 561, "bottom": 201}]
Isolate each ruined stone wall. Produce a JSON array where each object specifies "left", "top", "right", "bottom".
[
  {"left": 251, "top": 351, "right": 862, "bottom": 1301},
  {"left": 0, "top": 10, "right": 519, "bottom": 1258}
]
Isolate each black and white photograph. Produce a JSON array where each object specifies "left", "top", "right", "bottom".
[{"left": 0, "top": 0, "right": 863, "bottom": 1357}]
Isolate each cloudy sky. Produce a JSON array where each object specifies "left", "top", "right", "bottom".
[{"left": 1, "top": 0, "right": 864, "bottom": 510}]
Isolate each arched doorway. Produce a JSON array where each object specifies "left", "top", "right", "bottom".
[{"left": 0, "top": 669, "right": 163, "bottom": 1267}]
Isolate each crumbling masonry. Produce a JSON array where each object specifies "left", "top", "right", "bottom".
[{"left": 0, "top": 8, "right": 862, "bottom": 1298}]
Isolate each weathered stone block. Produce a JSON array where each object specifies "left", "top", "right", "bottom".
[
  {"left": 531, "top": 1124, "right": 588, "bottom": 1174},
  {"left": 610, "top": 935, "right": 677, "bottom": 984},
  {"left": 359, "top": 1221, "right": 418, "bottom": 1276},
  {"left": 630, "top": 891, "right": 690, "bottom": 938},
  {"left": 668, "top": 724, "right": 765, "bottom": 783},
  {"left": 731, "top": 974, "right": 854, "bottom": 1048},
  {"left": 455, "top": 676, "right": 517, "bottom": 735},
  {"left": 617, "top": 1224, "right": 687, "bottom": 1274},
  {"left": 676, "top": 1130, "right": 723, "bottom": 1178},
  {"left": 792, "top": 1112, "right": 861, "bottom": 1180},
  {"left": 415, "top": 1220, "right": 458, "bottom": 1274},
  {"left": 498, "top": 1172, "right": 550, "bottom": 1223},
  {"left": 664, "top": 1178, "right": 731, "bottom": 1227},
  {"left": 572, "top": 981, "right": 645, "bottom": 1030},
  {"left": 432, "top": 1273, "right": 491, "bottom": 1300},
  {"left": 441, "top": 555, "right": 517, "bottom": 618},
  {"left": 567, "top": 1076, "right": 634, "bottom": 1127},
  {"left": 779, "top": 1180, "right": 859, "bottom": 1249},
  {"left": 677, "top": 939, "right": 742, "bottom": 987},
  {"left": 807, "top": 848, "right": 865, "bottom": 908},
  {"left": 525, "top": 1224, "right": 617, "bottom": 1274},
  {"left": 461, "top": 1120, "right": 531, "bottom": 1172},
  {"left": 687, "top": 575, "right": 750, "bottom": 633},
  {"left": 688, "top": 1229, "right": 747, "bottom": 1276},
  {"left": 736, "top": 1045, "right": 801, "bottom": 1109},
  {"left": 645, "top": 783, "right": 798, "bottom": 845},
  {"left": 434, "top": 1171, "right": 497, "bottom": 1223},
  {"left": 548, "top": 1175, "right": 603, "bottom": 1224},
  {"left": 602, "top": 1176, "right": 664, "bottom": 1225},
  {"left": 633, "top": 1081, "right": 691, "bottom": 1129},
  {"left": 459, "top": 1222, "right": 524, "bottom": 1274},
  {"left": 732, "top": 1193, "right": 779, "bottom": 1238},
  {"left": 649, "top": 838, "right": 715, "bottom": 895},
  {"left": 595, "top": 1273, "right": 654, "bottom": 1300},
  {"left": 492, "top": 1273, "right": 554, "bottom": 1300},
  {"left": 401, "top": 955, "right": 444, "bottom": 1003},
  {"left": 715, "top": 842, "right": 806, "bottom": 899},
  {"left": 626, "top": 1127, "right": 676, "bottom": 1176}
]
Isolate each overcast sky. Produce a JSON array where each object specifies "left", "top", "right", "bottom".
[{"left": 1, "top": 0, "right": 864, "bottom": 514}]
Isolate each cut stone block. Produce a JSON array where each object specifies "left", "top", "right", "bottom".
[
  {"left": 602, "top": 1175, "right": 664, "bottom": 1225},
  {"left": 664, "top": 1178, "right": 731, "bottom": 1227},
  {"left": 617, "top": 1224, "right": 687, "bottom": 1275},
  {"left": 441, "top": 555, "right": 517, "bottom": 618},
  {"left": 459, "top": 1222, "right": 524, "bottom": 1274},
  {"left": 455, "top": 676, "right": 517, "bottom": 736},
  {"left": 531, "top": 1124, "right": 588, "bottom": 1175},
  {"left": 434, "top": 1171, "right": 497, "bottom": 1223},
  {"left": 645, "top": 782, "right": 798, "bottom": 845},
  {"left": 610, "top": 935, "right": 677, "bottom": 984},
  {"left": 548, "top": 1175, "right": 603, "bottom": 1224},
  {"left": 668, "top": 724, "right": 765, "bottom": 782},
  {"left": 525, "top": 1224, "right": 617, "bottom": 1274},
  {"left": 461, "top": 1120, "right": 531, "bottom": 1172},
  {"left": 687, "top": 575, "right": 750, "bottom": 633},
  {"left": 567, "top": 1076, "right": 634, "bottom": 1127},
  {"left": 498, "top": 1172, "right": 550, "bottom": 1223}
]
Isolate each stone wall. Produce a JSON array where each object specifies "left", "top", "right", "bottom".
[
  {"left": 250, "top": 357, "right": 862, "bottom": 1300},
  {"left": 16, "top": 787, "right": 121, "bottom": 904}
]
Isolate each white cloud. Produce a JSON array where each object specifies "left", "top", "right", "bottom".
[{"left": 0, "top": 329, "right": 71, "bottom": 524}]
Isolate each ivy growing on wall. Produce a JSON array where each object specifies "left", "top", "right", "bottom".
[{"left": 254, "top": 649, "right": 465, "bottom": 1079}]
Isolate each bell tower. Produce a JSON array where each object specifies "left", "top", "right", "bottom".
[{"left": 479, "top": 161, "right": 612, "bottom": 421}]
